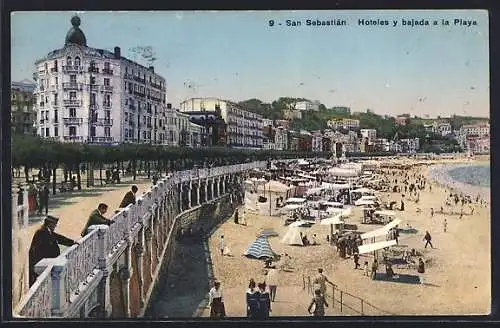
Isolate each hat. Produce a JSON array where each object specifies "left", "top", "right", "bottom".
[{"left": 44, "top": 215, "right": 59, "bottom": 225}]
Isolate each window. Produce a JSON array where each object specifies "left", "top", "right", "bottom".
[
  {"left": 69, "top": 108, "right": 76, "bottom": 117},
  {"left": 104, "top": 78, "right": 110, "bottom": 86},
  {"left": 90, "top": 76, "right": 96, "bottom": 84},
  {"left": 125, "top": 129, "right": 129, "bottom": 138},
  {"left": 91, "top": 93, "right": 96, "bottom": 105},
  {"left": 70, "top": 91, "right": 77, "bottom": 100},
  {"left": 54, "top": 60, "right": 58, "bottom": 69},
  {"left": 54, "top": 93, "right": 58, "bottom": 105},
  {"left": 143, "top": 131, "right": 146, "bottom": 139},
  {"left": 90, "top": 126, "right": 96, "bottom": 137},
  {"left": 66, "top": 57, "right": 72, "bottom": 66},
  {"left": 104, "top": 110, "right": 110, "bottom": 119},
  {"left": 55, "top": 77, "right": 58, "bottom": 85},
  {"left": 104, "top": 62, "right": 110, "bottom": 69},
  {"left": 44, "top": 63, "right": 48, "bottom": 71},
  {"left": 54, "top": 110, "right": 58, "bottom": 122},
  {"left": 104, "top": 127, "right": 110, "bottom": 137},
  {"left": 70, "top": 75, "right": 77, "bottom": 84},
  {"left": 125, "top": 113, "right": 128, "bottom": 121},
  {"left": 45, "top": 111, "right": 49, "bottom": 120},
  {"left": 90, "top": 61, "right": 96, "bottom": 68},
  {"left": 69, "top": 126, "right": 76, "bottom": 136},
  {"left": 74, "top": 57, "right": 81, "bottom": 67},
  {"left": 45, "top": 128, "right": 50, "bottom": 137},
  {"left": 54, "top": 127, "right": 59, "bottom": 137}
]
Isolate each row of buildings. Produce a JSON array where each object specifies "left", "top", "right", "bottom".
[{"left": 13, "top": 16, "right": 490, "bottom": 155}]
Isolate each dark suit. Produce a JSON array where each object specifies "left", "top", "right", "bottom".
[
  {"left": 81, "top": 209, "right": 114, "bottom": 237},
  {"left": 119, "top": 191, "right": 136, "bottom": 208},
  {"left": 29, "top": 226, "right": 75, "bottom": 286}
]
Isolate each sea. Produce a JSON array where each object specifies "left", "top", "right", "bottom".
[{"left": 447, "top": 164, "right": 490, "bottom": 188}]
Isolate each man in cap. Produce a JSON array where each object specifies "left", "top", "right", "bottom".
[
  {"left": 81, "top": 203, "right": 114, "bottom": 237},
  {"left": 28, "top": 215, "right": 78, "bottom": 286}
]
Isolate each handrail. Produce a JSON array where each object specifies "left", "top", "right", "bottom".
[{"left": 303, "top": 274, "right": 393, "bottom": 316}]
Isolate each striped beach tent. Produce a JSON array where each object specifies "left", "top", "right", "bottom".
[{"left": 244, "top": 236, "right": 278, "bottom": 259}]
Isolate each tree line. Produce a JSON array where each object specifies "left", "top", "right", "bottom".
[{"left": 12, "top": 134, "right": 330, "bottom": 194}]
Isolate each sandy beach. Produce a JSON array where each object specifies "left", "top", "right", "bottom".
[{"left": 201, "top": 158, "right": 491, "bottom": 317}]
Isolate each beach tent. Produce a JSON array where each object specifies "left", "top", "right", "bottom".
[
  {"left": 281, "top": 204, "right": 305, "bottom": 212},
  {"left": 281, "top": 226, "right": 305, "bottom": 246},
  {"left": 354, "top": 199, "right": 375, "bottom": 206},
  {"left": 360, "top": 218, "right": 402, "bottom": 240},
  {"left": 257, "top": 180, "right": 291, "bottom": 193},
  {"left": 285, "top": 197, "right": 307, "bottom": 204},
  {"left": 320, "top": 214, "right": 343, "bottom": 225},
  {"left": 322, "top": 182, "right": 351, "bottom": 190},
  {"left": 329, "top": 168, "right": 359, "bottom": 177},
  {"left": 297, "top": 159, "right": 310, "bottom": 165},
  {"left": 358, "top": 240, "right": 397, "bottom": 255},
  {"left": 244, "top": 236, "right": 278, "bottom": 259}
]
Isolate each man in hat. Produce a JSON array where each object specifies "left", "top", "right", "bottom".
[
  {"left": 81, "top": 203, "right": 114, "bottom": 237},
  {"left": 313, "top": 268, "right": 334, "bottom": 296},
  {"left": 28, "top": 216, "right": 78, "bottom": 286}
]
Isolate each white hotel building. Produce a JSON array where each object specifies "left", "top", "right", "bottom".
[
  {"left": 33, "top": 16, "right": 167, "bottom": 144},
  {"left": 180, "top": 97, "right": 264, "bottom": 148}
]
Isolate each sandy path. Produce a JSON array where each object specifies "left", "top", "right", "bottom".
[{"left": 205, "top": 160, "right": 491, "bottom": 316}]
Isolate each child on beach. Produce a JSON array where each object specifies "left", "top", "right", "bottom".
[{"left": 363, "top": 261, "right": 369, "bottom": 276}]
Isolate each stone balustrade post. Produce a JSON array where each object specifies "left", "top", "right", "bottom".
[
  {"left": 35, "top": 257, "right": 68, "bottom": 316},
  {"left": 218, "top": 176, "right": 222, "bottom": 196},
  {"left": 118, "top": 211, "right": 133, "bottom": 318},
  {"left": 88, "top": 225, "right": 111, "bottom": 318},
  {"left": 178, "top": 184, "right": 183, "bottom": 212},
  {"left": 144, "top": 226, "right": 153, "bottom": 282},
  {"left": 188, "top": 181, "right": 192, "bottom": 208},
  {"left": 204, "top": 181, "right": 208, "bottom": 202},
  {"left": 196, "top": 181, "right": 201, "bottom": 206},
  {"left": 211, "top": 178, "right": 216, "bottom": 200},
  {"left": 134, "top": 230, "right": 145, "bottom": 308}
]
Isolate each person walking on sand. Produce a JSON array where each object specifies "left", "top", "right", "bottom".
[
  {"left": 257, "top": 282, "right": 271, "bottom": 319},
  {"left": 423, "top": 231, "right": 434, "bottom": 249},
  {"left": 353, "top": 252, "right": 360, "bottom": 269},
  {"left": 208, "top": 281, "right": 226, "bottom": 319},
  {"left": 219, "top": 235, "right": 225, "bottom": 256},
  {"left": 363, "top": 261, "right": 370, "bottom": 276},
  {"left": 430, "top": 208, "right": 434, "bottom": 218},
  {"left": 265, "top": 266, "right": 280, "bottom": 302},
  {"left": 308, "top": 288, "right": 329, "bottom": 317},
  {"left": 443, "top": 219, "right": 447, "bottom": 233},
  {"left": 417, "top": 258, "right": 426, "bottom": 284},
  {"left": 313, "top": 268, "right": 334, "bottom": 296},
  {"left": 246, "top": 279, "right": 260, "bottom": 318},
  {"left": 234, "top": 208, "right": 239, "bottom": 224},
  {"left": 371, "top": 259, "right": 379, "bottom": 280}
]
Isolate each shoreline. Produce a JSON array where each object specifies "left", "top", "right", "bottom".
[{"left": 427, "top": 162, "right": 490, "bottom": 201}]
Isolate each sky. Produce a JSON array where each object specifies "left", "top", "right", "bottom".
[{"left": 11, "top": 10, "right": 489, "bottom": 118}]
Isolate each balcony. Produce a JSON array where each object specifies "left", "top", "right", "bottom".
[
  {"left": 50, "top": 67, "right": 58, "bottom": 73},
  {"left": 39, "top": 102, "right": 45, "bottom": 108},
  {"left": 89, "top": 136, "right": 114, "bottom": 143},
  {"left": 129, "top": 121, "right": 135, "bottom": 127},
  {"left": 63, "top": 117, "right": 84, "bottom": 125},
  {"left": 133, "top": 76, "right": 146, "bottom": 84},
  {"left": 52, "top": 119, "right": 59, "bottom": 124},
  {"left": 62, "top": 66, "right": 83, "bottom": 74},
  {"left": 133, "top": 90, "right": 146, "bottom": 98},
  {"left": 88, "top": 67, "right": 99, "bottom": 73},
  {"left": 124, "top": 73, "right": 134, "bottom": 80},
  {"left": 150, "top": 82, "right": 162, "bottom": 90},
  {"left": 63, "top": 135, "right": 84, "bottom": 142},
  {"left": 89, "top": 104, "right": 99, "bottom": 111},
  {"left": 128, "top": 104, "right": 136, "bottom": 111},
  {"left": 89, "top": 84, "right": 100, "bottom": 91},
  {"left": 102, "top": 102, "right": 112, "bottom": 109},
  {"left": 146, "top": 123, "right": 152, "bottom": 128},
  {"left": 63, "top": 99, "right": 82, "bottom": 106},
  {"left": 91, "top": 118, "right": 113, "bottom": 126},
  {"left": 101, "top": 85, "right": 114, "bottom": 92},
  {"left": 102, "top": 68, "right": 113, "bottom": 75},
  {"left": 62, "top": 82, "right": 82, "bottom": 91}
]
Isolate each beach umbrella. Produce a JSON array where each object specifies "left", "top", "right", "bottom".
[{"left": 244, "top": 236, "right": 278, "bottom": 259}]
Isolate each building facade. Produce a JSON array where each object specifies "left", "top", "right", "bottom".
[
  {"left": 327, "top": 118, "right": 360, "bottom": 131},
  {"left": 295, "top": 100, "right": 319, "bottom": 112},
  {"left": 311, "top": 131, "right": 323, "bottom": 152},
  {"left": 11, "top": 80, "right": 36, "bottom": 135},
  {"left": 180, "top": 97, "right": 263, "bottom": 148},
  {"left": 360, "top": 129, "right": 377, "bottom": 143},
  {"left": 33, "top": 16, "right": 167, "bottom": 145}
]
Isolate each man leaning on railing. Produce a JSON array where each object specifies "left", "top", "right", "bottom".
[
  {"left": 28, "top": 215, "right": 78, "bottom": 287},
  {"left": 81, "top": 203, "right": 115, "bottom": 237}
]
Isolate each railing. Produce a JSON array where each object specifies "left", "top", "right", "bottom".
[
  {"left": 303, "top": 275, "right": 393, "bottom": 316},
  {"left": 16, "top": 265, "right": 53, "bottom": 318},
  {"left": 63, "top": 99, "right": 82, "bottom": 106},
  {"left": 62, "top": 230, "right": 100, "bottom": 300},
  {"left": 63, "top": 117, "right": 84, "bottom": 125},
  {"left": 62, "top": 66, "right": 83, "bottom": 74},
  {"left": 15, "top": 161, "right": 267, "bottom": 318}
]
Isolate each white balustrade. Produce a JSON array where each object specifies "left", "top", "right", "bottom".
[
  {"left": 63, "top": 229, "right": 100, "bottom": 300},
  {"left": 106, "top": 210, "right": 129, "bottom": 255},
  {"left": 15, "top": 160, "right": 282, "bottom": 318},
  {"left": 16, "top": 265, "right": 53, "bottom": 318}
]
